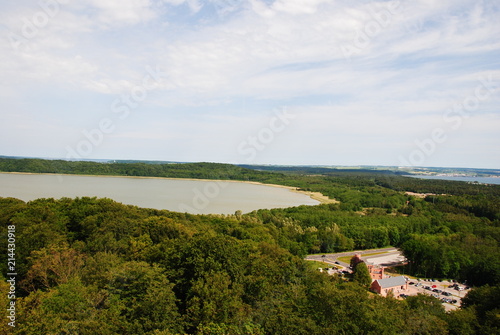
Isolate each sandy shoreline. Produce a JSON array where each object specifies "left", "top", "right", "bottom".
[
  {"left": 0, "top": 171, "right": 337, "bottom": 205},
  {"left": 293, "top": 190, "right": 339, "bottom": 204}
]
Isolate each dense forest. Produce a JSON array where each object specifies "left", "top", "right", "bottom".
[
  {"left": 0, "top": 158, "right": 279, "bottom": 181},
  {"left": 1, "top": 158, "right": 499, "bottom": 334}
]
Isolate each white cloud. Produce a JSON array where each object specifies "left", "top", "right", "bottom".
[
  {"left": 86, "top": 0, "right": 157, "bottom": 26},
  {"left": 271, "top": 0, "right": 329, "bottom": 15},
  {"left": 0, "top": 0, "right": 498, "bottom": 167},
  {"left": 162, "top": 0, "right": 202, "bottom": 12}
]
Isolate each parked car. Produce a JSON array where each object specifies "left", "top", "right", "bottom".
[
  {"left": 409, "top": 282, "right": 415, "bottom": 285},
  {"left": 442, "top": 292, "right": 452, "bottom": 296},
  {"left": 433, "top": 289, "right": 442, "bottom": 293}
]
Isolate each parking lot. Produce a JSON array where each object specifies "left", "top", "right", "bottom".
[
  {"left": 365, "top": 252, "right": 406, "bottom": 266},
  {"left": 400, "top": 279, "right": 467, "bottom": 311},
  {"left": 306, "top": 247, "right": 404, "bottom": 268},
  {"left": 307, "top": 249, "right": 468, "bottom": 311}
]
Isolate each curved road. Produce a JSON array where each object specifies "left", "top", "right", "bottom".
[
  {"left": 305, "top": 247, "right": 402, "bottom": 269},
  {"left": 306, "top": 248, "right": 462, "bottom": 311}
]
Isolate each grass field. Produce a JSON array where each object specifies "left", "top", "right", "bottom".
[{"left": 305, "top": 260, "right": 342, "bottom": 269}]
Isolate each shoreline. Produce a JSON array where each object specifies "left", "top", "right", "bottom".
[
  {"left": 291, "top": 190, "right": 339, "bottom": 204},
  {"left": 0, "top": 171, "right": 337, "bottom": 205}
]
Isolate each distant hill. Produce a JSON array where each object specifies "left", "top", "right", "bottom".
[
  {"left": 1, "top": 155, "right": 498, "bottom": 176},
  {"left": 238, "top": 164, "right": 407, "bottom": 176}
]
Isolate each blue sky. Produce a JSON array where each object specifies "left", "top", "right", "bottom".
[{"left": 1, "top": 0, "right": 499, "bottom": 168}]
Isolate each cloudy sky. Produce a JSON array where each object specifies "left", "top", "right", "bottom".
[{"left": 1, "top": 0, "right": 499, "bottom": 168}]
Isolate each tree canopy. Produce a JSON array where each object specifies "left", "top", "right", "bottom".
[{"left": 0, "top": 158, "right": 499, "bottom": 333}]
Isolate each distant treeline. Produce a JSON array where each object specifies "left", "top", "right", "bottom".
[
  {"left": 238, "top": 164, "right": 406, "bottom": 175},
  {"left": 3, "top": 158, "right": 498, "bottom": 197},
  {"left": 0, "top": 158, "right": 279, "bottom": 181}
]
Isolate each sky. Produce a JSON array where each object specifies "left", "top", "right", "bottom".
[{"left": 0, "top": 0, "right": 499, "bottom": 169}]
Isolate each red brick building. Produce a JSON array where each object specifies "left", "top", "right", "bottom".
[
  {"left": 370, "top": 276, "right": 408, "bottom": 296},
  {"left": 367, "top": 263, "right": 384, "bottom": 280}
]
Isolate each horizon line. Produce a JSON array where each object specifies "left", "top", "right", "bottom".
[{"left": 1, "top": 155, "right": 499, "bottom": 172}]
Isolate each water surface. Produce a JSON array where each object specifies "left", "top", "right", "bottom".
[{"left": 0, "top": 173, "right": 319, "bottom": 214}]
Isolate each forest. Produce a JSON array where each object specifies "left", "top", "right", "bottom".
[{"left": 0, "top": 158, "right": 499, "bottom": 334}]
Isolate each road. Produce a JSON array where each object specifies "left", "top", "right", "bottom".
[
  {"left": 305, "top": 247, "right": 403, "bottom": 269},
  {"left": 305, "top": 248, "right": 463, "bottom": 311}
]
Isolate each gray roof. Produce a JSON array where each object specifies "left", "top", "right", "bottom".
[{"left": 375, "top": 276, "right": 407, "bottom": 288}]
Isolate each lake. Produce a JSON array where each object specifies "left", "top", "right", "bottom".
[
  {"left": 0, "top": 173, "right": 319, "bottom": 214},
  {"left": 406, "top": 175, "right": 500, "bottom": 185}
]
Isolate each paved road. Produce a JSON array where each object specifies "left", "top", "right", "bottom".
[
  {"left": 306, "top": 248, "right": 464, "bottom": 311},
  {"left": 305, "top": 247, "right": 401, "bottom": 268}
]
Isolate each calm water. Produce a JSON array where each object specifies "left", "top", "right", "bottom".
[
  {"left": 0, "top": 173, "right": 319, "bottom": 214},
  {"left": 407, "top": 175, "right": 500, "bottom": 185}
]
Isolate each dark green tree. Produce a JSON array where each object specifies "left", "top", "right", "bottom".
[{"left": 352, "top": 261, "right": 372, "bottom": 287}]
